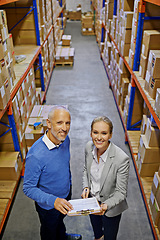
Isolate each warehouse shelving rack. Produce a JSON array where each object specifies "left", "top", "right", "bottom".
[
  {"left": 92, "top": 0, "right": 160, "bottom": 239},
  {"left": 0, "top": 0, "right": 65, "bottom": 234}
]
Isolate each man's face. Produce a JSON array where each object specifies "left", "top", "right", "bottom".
[{"left": 47, "top": 109, "right": 71, "bottom": 144}]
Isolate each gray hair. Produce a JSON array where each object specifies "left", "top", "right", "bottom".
[
  {"left": 48, "top": 105, "right": 70, "bottom": 120},
  {"left": 91, "top": 116, "right": 113, "bottom": 134}
]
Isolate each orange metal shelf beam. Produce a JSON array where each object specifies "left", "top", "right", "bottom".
[
  {"left": 0, "top": 0, "right": 18, "bottom": 5},
  {"left": 143, "top": 0, "right": 160, "bottom": 6}
]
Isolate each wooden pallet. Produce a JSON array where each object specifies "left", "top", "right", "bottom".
[
  {"left": 69, "top": 18, "right": 81, "bottom": 21},
  {"left": 55, "top": 61, "right": 73, "bottom": 67},
  {"left": 127, "top": 130, "right": 141, "bottom": 155},
  {"left": 81, "top": 31, "right": 95, "bottom": 36},
  {"left": 0, "top": 199, "right": 9, "bottom": 225}
]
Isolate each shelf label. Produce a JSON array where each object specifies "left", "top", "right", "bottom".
[
  {"left": 15, "top": 161, "right": 18, "bottom": 172},
  {"left": 142, "top": 44, "right": 145, "bottom": 55},
  {"left": 153, "top": 173, "right": 159, "bottom": 189},
  {"left": 145, "top": 71, "right": 150, "bottom": 83},
  {"left": 150, "top": 191, "right": 154, "bottom": 205},
  {"left": 139, "top": 136, "right": 143, "bottom": 147},
  {"left": 0, "top": 85, "right": 5, "bottom": 98}
]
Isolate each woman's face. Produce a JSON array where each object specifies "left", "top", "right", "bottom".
[{"left": 91, "top": 121, "right": 112, "bottom": 154}]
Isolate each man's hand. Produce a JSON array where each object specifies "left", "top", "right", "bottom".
[{"left": 54, "top": 198, "right": 73, "bottom": 215}]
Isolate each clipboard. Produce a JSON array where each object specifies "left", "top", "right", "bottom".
[{"left": 67, "top": 197, "right": 101, "bottom": 216}]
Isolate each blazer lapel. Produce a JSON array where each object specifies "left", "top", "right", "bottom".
[
  {"left": 87, "top": 143, "right": 94, "bottom": 185},
  {"left": 100, "top": 142, "right": 115, "bottom": 190}
]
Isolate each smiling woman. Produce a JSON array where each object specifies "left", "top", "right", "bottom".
[
  {"left": 90, "top": 117, "right": 113, "bottom": 160},
  {"left": 81, "top": 116, "right": 130, "bottom": 240}
]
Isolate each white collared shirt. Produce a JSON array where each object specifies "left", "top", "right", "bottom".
[
  {"left": 90, "top": 143, "right": 111, "bottom": 200},
  {"left": 42, "top": 131, "right": 61, "bottom": 150}
]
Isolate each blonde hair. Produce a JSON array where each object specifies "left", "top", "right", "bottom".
[{"left": 91, "top": 116, "right": 113, "bottom": 134}]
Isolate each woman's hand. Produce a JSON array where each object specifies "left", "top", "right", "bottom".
[
  {"left": 81, "top": 188, "right": 89, "bottom": 198},
  {"left": 100, "top": 203, "right": 107, "bottom": 215},
  {"left": 93, "top": 203, "right": 108, "bottom": 215}
]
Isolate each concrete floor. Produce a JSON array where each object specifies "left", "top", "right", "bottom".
[{"left": 1, "top": 21, "right": 154, "bottom": 240}]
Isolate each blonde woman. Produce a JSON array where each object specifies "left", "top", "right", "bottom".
[{"left": 81, "top": 116, "right": 130, "bottom": 240}]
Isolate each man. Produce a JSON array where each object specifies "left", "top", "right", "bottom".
[{"left": 23, "top": 106, "right": 82, "bottom": 240}]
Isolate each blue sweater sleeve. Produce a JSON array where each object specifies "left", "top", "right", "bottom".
[{"left": 23, "top": 154, "right": 57, "bottom": 208}]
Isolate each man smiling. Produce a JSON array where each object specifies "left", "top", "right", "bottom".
[{"left": 23, "top": 106, "right": 82, "bottom": 240}]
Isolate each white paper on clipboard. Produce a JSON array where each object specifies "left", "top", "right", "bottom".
[{"left": 67, "top": 197, "right": 101, "bottom": 216}]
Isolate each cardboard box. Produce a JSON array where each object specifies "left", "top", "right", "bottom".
[
  {"left": 152, "top": 198, "right": 160, "bottom": 226},
  {"left": 139, "top": 54, "right": 147, "bottom": 79},
  {"left": 25, "top": 117, "right": 44, "bottom": 147},
  {"left": 141, "top": 30, "right": 160, "bottom": 58},
  {"left": 122, "top": 29, "right": 132, "bottom": 44},
  {"left": 144, "top": 70, "right": 150, "bottom": 92},
  {"left": 147, "top": 50, "right": 160, "bottom": 79},
  {"left": 122, "top": 11, "right": 133, "bottom": 29},
  {"left": 121, "top": 41, "right": 130, "bottom": 57},
  {"left": 121, "top": 0, "right": 134, "bottom": 11},
  {"left": 148, "top": 78, "right": 160, "bottom": 99},
  {"left": 140, "top": 115, "right": 148, "bottom": 134},
  {"left": 137, "top": 153, "right": 159, "bottom": 177},
  {"left": 0, "top": 26, "right": 8, "bottom": 42},
  {"left": 149, "top": 191, "right": 155, "bottom": 213},
  {"left": 138, "top": 134, "right": 160, "bottom": 163},
  {"left": 62, "top": 35, "right": 71, "bottom": 46},
  {"left": 155, "top": 186, "right": 160, "bottom": 210},
  {"left": 0, "top": 84, "right": 7, "bottom": 109},
  {"left": 152, "top": 172, "right": 160, "bottom": 196},
  {"left": 0, "top": 152, "right": 22, "bottom": 180},
  {"left": 0, "top": 10, "right": 7, "bottom": 27},
  {"left": 145, "top": 118, "right": 160, "bottom": 147},
  {"left": 105, "top": 1, "right": 114, "bottom": 20}
]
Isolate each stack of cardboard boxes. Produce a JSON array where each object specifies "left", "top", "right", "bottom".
[
  {"left": 137, "top": 116, "right": 160, "bottom": 177},
  {"left": 0, "top": 10, "right": 16, "bottom": 109},
  {"left": 0, "top": 65, "right": 37, "bottom": 159},
  {"left": 149, "top": 169, "right": 160, "bottom": 231},
  {"left": 145, "top": 50, "right": 160, "bottom": 100},
  {"left": 139, "top": 30, "right": 160, "bottom": 81},
  {"left": 55, "top": 35, "right": 74, "bottom": 66},
  {"left": 68, "top": 4, "right": 81, "bottom": 21},
  {"left": 81, "top": 12, "right": 95, "bottom": 36}
]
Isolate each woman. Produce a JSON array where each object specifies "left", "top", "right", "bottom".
[{"left": 81, "top": 116, "right": 130, "bottom": 240}]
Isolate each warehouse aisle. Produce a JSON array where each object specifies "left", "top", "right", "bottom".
[{"left": 1, "top": 21, "right": 153, "bottom": 240}]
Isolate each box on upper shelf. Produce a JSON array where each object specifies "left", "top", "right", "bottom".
[
  {"left": 147, "top": 50, "right": 160, "bottom": 79},
  {"left": 142, "top": 30, "right": 160, "bottom": 58},
  {"left": 0, "top": 152, "right": 22, "bottom": 180}
]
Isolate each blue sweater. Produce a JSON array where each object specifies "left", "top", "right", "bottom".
[{"left": 23, "top": 135, "right": 71, "bottom": 210}]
